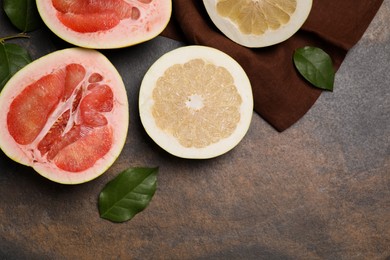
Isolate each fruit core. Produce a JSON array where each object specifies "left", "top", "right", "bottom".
[
  {"left": 151, "top": 59, "right": 242, "bottom": 148},
  {"left": 186, "top": 94, "right": 204, "bottom": 110},
  {"left": 52, "top": 0, "right": 154, "bottom": 33},
  {"left": 7, "top": 63, "right": 115, "bottom": 172},
  {"left": 216, "top": 0, "right": 297, "bottom": 35}
]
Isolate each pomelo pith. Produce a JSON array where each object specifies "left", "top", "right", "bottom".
[
  {"left": 139, "top": 46, "right": 253, "bottom": 159},
  {"left": 203, "top": 0, "right": 313, "bottom": 48},
  {"left": 0, "top": 48, "right": 129, "bottom": 184},
  {"left": 36, "top": 0, "right": 172, "bottom": 49}
]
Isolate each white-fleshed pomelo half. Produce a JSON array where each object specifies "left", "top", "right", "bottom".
[
  {"left": 203, "top": 0, "right": 313, "bottom": 48},
  {"left": 139, "top": 45, "right": 253, "bottom": 159},
  {"left": 0, "top": 48, "right": 129, "bottom": 184},
  {"left": 36, "top": 0, "right": 172, "bottom": 49}
]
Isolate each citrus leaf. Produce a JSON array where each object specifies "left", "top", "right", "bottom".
[
  {"left": 99, "top": 167, "right": 158, "bottom": 223},
  {"left": 293, "top": 46, "right": 335, "bottom": 91},
  {"left": 3, "top": 0, "right": 41, "bottom": 32},
  {"left": 0, "top": 42, "right": 32, "bottom": 90}
]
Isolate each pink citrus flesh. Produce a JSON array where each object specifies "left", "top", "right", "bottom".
[{"left": 0, "top": 48, "right": 129, "bottom": 184}]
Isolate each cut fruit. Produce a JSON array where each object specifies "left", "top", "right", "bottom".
[
  {"left": 0, "top": 48, "right": 129, "bottom": 184},
  {"left": 36, "top": 0, "right": 172, "bottom": 49},
  {"left": 203, "top": 0, "right": 313, "bottom": 48},
  {"left": 139, "top": 46, "right": 253, "bottom": 159}
]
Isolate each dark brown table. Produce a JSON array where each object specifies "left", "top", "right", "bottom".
[{"left": 0, "top": 1, "right": 389, "bottom": 259}]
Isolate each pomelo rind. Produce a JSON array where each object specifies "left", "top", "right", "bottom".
[
  {"left": 203, "top": 0, "right": 313, "bottom": 48},
  {"left": 0, "top": 48, "right": 129, "bottom": 184},
  {"left": 36, "top": 0, "right": 172, "bottom": 49},
  {"left": 139, "top": 45, "right": 253, "bottom": 159}
]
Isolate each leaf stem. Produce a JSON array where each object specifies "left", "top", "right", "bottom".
[{"left": 0, "top": 33, "right": 30, "bottom": 43}]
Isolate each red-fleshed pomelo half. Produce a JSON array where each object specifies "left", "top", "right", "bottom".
[
  {"left": 36, "top": 0, "right": 172, "bottom": 49},
  {"left": 0, "top": 48, "right": 129, "bottom": 184}
]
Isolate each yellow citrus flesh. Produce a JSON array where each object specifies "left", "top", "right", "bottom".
[
  {"left": 203, "top": 0, "right": 312, "bottom": 47},
  {"left": 152, "top": 59, "right": 242, "bottom": 149},
  {"left": 139, "top": 46, "right": 253, "bottom": 159},
  {"left": 216, "top": 0, "right": 297, "bottom": 35}
]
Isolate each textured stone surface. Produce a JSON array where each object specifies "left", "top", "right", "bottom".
[{"left": 0, "top": 1, "right": 389, "bottom": 259}]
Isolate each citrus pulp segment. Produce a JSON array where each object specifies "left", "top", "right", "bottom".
[
  {"left": 139, "top": 46, "right": 253, "bottom": 159},
  {"left": 36, "top": 0, "right": 172, "bottom": 49},
  {"left": 0, "top": 48, "right": 129, "bottom": 184},
  {"left": 203, "top": 0, "right": 313, "bottom": 48}
]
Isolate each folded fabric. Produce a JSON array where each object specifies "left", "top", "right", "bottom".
[{"left": 161, "top": 0, "right": 384, "bottom": 131}]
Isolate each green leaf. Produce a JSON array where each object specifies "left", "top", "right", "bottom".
[
  {"left": 0, "top": 42, "right": 32, "bottom": 90},
  {"left": 3, "top": 0, "right": 41, "bottom": 32},
  {"left": 99, "top": 167, "right": 158, "bottom": 223},
  {"left": 293, "top": 46, "right": 335, "bottom": 91}
]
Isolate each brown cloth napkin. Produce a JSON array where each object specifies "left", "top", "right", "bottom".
[{"left": 161, "top": 0, "right": 384, "bottom": 131}]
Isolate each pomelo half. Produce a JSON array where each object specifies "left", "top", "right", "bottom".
[
  {"left": 0, "top": 48, "right": 129, "bottom": 184},
  {"left": 203, "top": 0, "right": 313, "bottom": 48},
  {"left": 139, "top": 46, "right": 253, "bottom": 159},
  {"left": 36, "top": 0, "right": 172, "bottom": 49}
]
